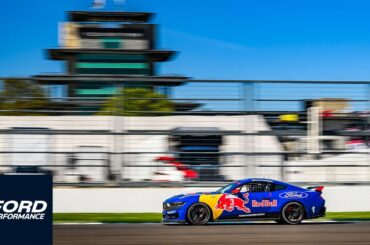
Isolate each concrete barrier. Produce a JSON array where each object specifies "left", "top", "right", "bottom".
[{"left": 54, "top": 186, "right": 370, "bottom": 213}]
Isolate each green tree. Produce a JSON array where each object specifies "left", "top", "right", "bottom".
[
  {"left": 0, "top": 80, "right": 49, "bottom": 115},
  {"left": 98, "top": 87, "right": 174, "bottom": 116}
]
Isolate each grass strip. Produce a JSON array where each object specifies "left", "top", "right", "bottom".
[{"left": 326, "top": 212, "right": 370, "bottom": 221}]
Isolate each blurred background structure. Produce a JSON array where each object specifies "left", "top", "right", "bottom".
[{"left": 1, "top": 9, "right": 370, "bottom": 186}]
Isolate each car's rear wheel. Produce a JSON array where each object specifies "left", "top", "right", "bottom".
[
  {"left": 280, "top": 202, "right": 304, "bottom": 224},
  {"left": 187, "top": 203, "right": 211, "bottom": 225}
]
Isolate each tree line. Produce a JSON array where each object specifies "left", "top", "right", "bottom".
[{"left": 0, "top": 80, "right": 174, "bottom": 116}]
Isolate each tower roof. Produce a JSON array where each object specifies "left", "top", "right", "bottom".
[{"left": 68, "top": 11, "right": 153, "bottom": 23}]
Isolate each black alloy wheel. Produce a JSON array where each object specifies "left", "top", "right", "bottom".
[
  {"left": 280, "top": 202, "right": 304, "bottom": 224},
  {"left": 187, "top": 203, "right": 211, "bottom": 225}
]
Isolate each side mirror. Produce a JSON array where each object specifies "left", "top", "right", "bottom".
[{"left": 231, "top": 189, "right": 240, "bottom": 195}]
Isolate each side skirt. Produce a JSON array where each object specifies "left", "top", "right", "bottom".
[{"left": 216, "top": 212, "right": 280, "bottom": 222}]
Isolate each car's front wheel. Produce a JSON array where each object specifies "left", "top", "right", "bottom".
[
  {"left": 187, "top": 203, "right": 211, "bottom": 225},
  {"left": 279, "top": 202, "right": 304, "bottom": 224}
]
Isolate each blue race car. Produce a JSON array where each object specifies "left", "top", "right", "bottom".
[{"left": 162, "top": 178, "right": 326, "bottom": 225}]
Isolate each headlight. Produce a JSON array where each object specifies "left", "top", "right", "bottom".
[{"left": 163, "top": 202, "right": 185, "bottom": 210}]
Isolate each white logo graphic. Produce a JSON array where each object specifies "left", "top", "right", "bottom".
[
  {"left": 279, "top": 192, "right": 308, "bottom": 199},
  {"left": 0, "top": 200, "right": 48, "bottom": 220}
]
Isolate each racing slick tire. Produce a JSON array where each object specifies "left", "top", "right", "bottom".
[
  {"left": 279, "top": 202, "right": 305, "bottom": 225},
  {"left": 187, "top": 203, "right": 211, "bottom": 225}
]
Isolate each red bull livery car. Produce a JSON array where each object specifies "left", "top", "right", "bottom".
[{"left": 162, "top": 178, "right": 326, "bottom": 225}]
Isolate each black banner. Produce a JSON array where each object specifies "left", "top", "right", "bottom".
[{"left": 0, "top": 175, "right": 52, "bottom": 245}]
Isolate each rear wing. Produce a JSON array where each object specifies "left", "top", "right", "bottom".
[{"left": 307, "top": 186, "right": 324, "bottom": 192}]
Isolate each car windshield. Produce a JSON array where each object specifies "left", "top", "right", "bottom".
[{"left": 217, "top": 182, "right": 240, "bottom": 193}]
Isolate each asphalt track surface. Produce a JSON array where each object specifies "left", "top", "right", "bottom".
[{"left": 54, "top": 221, "right": 370, "bottom": 245}]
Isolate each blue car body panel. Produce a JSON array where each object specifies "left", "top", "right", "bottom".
[{"left": 162, "top": 178, "right": 326, "bottom": 223}]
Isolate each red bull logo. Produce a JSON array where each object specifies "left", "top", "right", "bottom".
[
  {"left": 215, "top": 194, "right": 251, "bottom": 213},
  {"left": 252, "top": 199, "right": 278, "bottom": 207}
]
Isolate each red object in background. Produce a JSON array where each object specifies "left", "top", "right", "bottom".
[
  {"left": 321, "top": 110, "right": 333, "bottom": 118},
  {"left": 346, "top": 139, "right": 365, "bottom": 145},
  {"left": 156, "top": 156, "right": 176, "bottom": 161},
  {"left": 155, "top": 156, "right": 198, "bottom": 180}
]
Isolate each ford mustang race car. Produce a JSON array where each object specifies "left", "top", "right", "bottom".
[{"left": 162, "top": 178, "right": 326, "bottom": 225}]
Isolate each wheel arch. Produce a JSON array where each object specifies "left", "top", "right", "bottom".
[{"left": 281, "top": 200, "right": 307, "bottom": 219}]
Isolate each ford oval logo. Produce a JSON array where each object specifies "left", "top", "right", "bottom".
[{"left": 279, "top": 192, "right": 308, "bottom": 199}]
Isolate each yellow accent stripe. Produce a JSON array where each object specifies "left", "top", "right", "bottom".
[{"left": 199, "top": 194, "right": 224, "bottom": 220}]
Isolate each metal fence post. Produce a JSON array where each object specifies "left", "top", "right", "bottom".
[
  {"left": 111, "top": 82, "right": 124, "bottom": 185},
  {"left": 307, "top": 107, "right": 321, "bottom": 155},
  {"left": 242, "top": 82, "right": 255, "bottom": 178}
]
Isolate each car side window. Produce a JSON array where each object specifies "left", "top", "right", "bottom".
[
  {"left": 272, "top": 184, "right": 286, "bottom": 191},
  {"left": 240, "top": 182, "right": 272, "bottom": 193}
]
